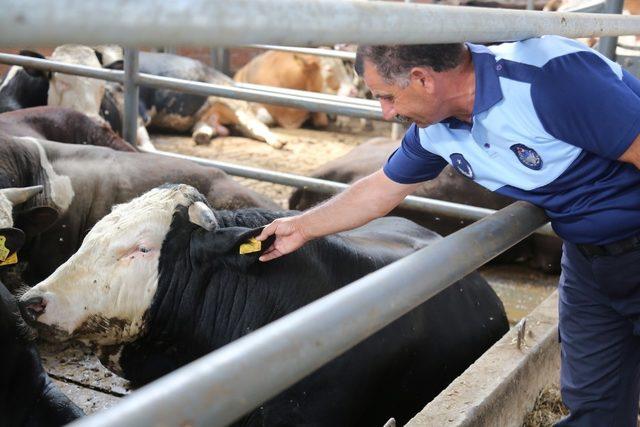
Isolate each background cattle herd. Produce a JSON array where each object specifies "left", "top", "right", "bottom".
[{"left": 1, "top": 1, "right": 638, "bottom": 424}]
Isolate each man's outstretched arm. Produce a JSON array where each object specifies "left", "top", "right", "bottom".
[{"left": 257, "top": 169, "right": 421, "bottom": 261}]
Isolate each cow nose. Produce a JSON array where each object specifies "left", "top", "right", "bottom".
[{"left": 20, "top": 296, "right": 47, "bottom": 323}]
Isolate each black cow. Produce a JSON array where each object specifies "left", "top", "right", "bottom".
[
  {"left": 0, "top": 280, "right": 83, "bottom": 426},
  {"left": 289, "top": 137, "right": 563, "bottom": 273},
  {"left": 20, "top": 184, "right": 508, "bottom": 426},
  {"left": 0, "top": 134, "right": 278, "bottom": 290}
]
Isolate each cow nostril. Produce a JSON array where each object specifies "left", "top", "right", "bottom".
[{"left": 20, "top": 296, "right": 47, "bottom": 322}]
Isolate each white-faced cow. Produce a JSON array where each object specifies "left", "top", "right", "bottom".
[
  {"left": 289, "top": 137, "right": 563, "bottom": 273},
  {"left": 0, "top": 134, "right": 278, "bottom": 290},
  {"left": 20, "top": 184, "right": 508, "bottom": 426},
  {"left": 0, "top": 279, "right": 83, "bottom": 426}
]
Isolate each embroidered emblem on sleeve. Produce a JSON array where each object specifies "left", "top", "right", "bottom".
[
  {"left": 510, "top": 144, "right": 543, "bottom": 170},
  {"left": 450, "top": 153, "right": 475, "bottom": 179}
]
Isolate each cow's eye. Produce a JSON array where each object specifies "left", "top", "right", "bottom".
[{"left": 139, "top": 246, "right": 150, "bottom": 253}]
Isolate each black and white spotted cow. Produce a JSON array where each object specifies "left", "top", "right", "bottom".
[{"left": 20, "top": 184, "right": 508, "bottom": 426}]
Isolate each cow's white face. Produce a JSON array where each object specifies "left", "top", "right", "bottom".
[
  {"left": 19, "top": 184, "right": 212, "bottom": 345},
  {"left": 47, "top": 45, "right": 106, "bottom": 120}
]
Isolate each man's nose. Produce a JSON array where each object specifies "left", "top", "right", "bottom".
[{"left": 380, "top": 102, "right": 396, "bottom": 121}]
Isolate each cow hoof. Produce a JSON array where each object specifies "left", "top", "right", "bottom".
[
  {"left": 266, "top": 138, "right": 285, "bottom": 149},
  {"left": 194, "top": 133, "right": 212, "bottom": 145}
]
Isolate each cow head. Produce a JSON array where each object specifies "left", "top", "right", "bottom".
[
  {"left": 47, "top": 45, "right": 106, "bottom": 120},
  {"left": 18, "top": 184, "right": 218, "bottom": 345},
  {"left": 0, "top": 186, "right": 45, "bottom": 260}
]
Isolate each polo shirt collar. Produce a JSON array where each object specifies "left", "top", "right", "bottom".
[{"left": 441, "top": 43, "right": 503, "bottom": 129}]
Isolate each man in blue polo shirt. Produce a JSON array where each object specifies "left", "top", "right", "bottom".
[{"left": 257, "top": 35, "right": 640, "bottom": 425}]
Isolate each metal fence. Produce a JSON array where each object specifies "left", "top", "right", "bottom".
[{"left": 2, "top": 0, "right": 639, "bottom": 426}]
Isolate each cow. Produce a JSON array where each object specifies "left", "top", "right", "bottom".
[
  {"left": 0, "top": 51, "right": 50, "bottom": 113},
  {"left": 0, "top": 134, "right": 278, "bottom": 291},
  {"left": 0, "top": 279, "right": 83, "bottom": 426},
  {"left": 233, "top": 50, "right": 365, "bottom": 130},
  {"left": 289, "top": 137, "right": 563, "bottom": 273},
  {"left": 0, "top": 106, "right": 136, "bottom": 152},
  {"left": 19, "top": 183, "right": 508, "bottom": 426},
  {"left": 234, "top": 51, "right": 330, "bottom": 129},
  {"left": 0, "top": 46, "right": 283, "bottom": 148}
]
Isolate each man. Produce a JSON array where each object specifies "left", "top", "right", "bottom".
[{"left": 257, "top": 36, "right": 640, "bottom": 425}]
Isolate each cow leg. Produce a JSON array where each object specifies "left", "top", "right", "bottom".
[
  {"left": 193, "top": 105, "right": 230, "bottom": 145},
  {"left": 255, "top": 106, "right": 275, "bottom": 126},
  {"left": 311, "top": 112, "right": 329, "bottom": 129},
  {"left": 216, "top": 98, "right": 284, "bottom": 149},
  {"left": 136, "top": 120, "right": 156, "bottom": 151}
]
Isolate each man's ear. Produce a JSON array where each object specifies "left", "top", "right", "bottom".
[{"left": 409, "top": 67, "right": 434, "bottom": 92}]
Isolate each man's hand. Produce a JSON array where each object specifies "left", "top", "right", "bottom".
[{"left": 257, "top": 216, "right": 311, "bottom": 262}]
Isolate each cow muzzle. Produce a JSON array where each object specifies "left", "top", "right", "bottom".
[{"left": 19, "top": 296, "right": 47, "bottom": 323}]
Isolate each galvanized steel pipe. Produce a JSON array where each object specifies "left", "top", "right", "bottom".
[
  {"left": 2, "top": 0, "right": 640, "bottom": 47},
  {"left": 247, "top": 44, "right": 356, "bottom": 60},
  {"left": 67, "top": 201, "right": 548, "bottom": 427},
  {"left": 123, "top": 48, "right": 139, "bottom": 145},
  {"left": 140, "top": 148, "right": 557, "bottom": 237}
]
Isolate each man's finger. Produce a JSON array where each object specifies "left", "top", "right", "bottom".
[
  {"left": 256, "top": 221, "right": 277, "bottom": 241},
  {"left": 259, "top": 247, "right": 283, "bottom": 262}
]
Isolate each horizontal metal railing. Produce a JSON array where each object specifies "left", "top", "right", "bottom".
[
  {"left": 247, "top": 44, "right": 356, "bottom": 60},
  {"left": 2, "top": 0, "right": 640, "bottom": 47},
  {"left": 141, "top": 147, "right": 557, "bottom": 238},
  {"left": 67, "top": 200, "right": 549, "bottom": 427}
]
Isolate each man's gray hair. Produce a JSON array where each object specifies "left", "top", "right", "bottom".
[{"left": 355, "top": 44, "right": 465, "bottom": 86}]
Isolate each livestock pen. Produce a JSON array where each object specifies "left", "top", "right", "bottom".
[{"left": 2, "top": 0, "right": 640, "bottom": 425}]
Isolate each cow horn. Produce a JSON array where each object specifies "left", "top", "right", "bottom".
[
  {"left": 0, "top": 186, "right": 44, "bottom": 206},
  {"left": 188, "top": 201, "right": 218, "bottom": 231}
]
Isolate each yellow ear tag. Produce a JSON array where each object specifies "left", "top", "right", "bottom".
[
  {"left": 239, "top": 238, "right": 262, "bottom": 255},
  {"left": 0, "top": 236, "right": 9, "bottom": 262},
  {"left": 0, "top": 252, "right": 17, "bottom": 266}
]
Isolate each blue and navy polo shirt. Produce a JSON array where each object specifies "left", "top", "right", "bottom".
[{"left": 384, "top": 35, "right": 640, "bottom": 245}]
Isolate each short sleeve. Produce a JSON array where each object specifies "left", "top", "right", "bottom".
[
  {"left": 383, "top": 124, "right": 447, "bottom": 183},
  {"left": 531, "top": 51, "right": 640, "bottom": 160}
]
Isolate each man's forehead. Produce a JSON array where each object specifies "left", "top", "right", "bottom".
[{"left": 363, "top": 60, "right": 395, "bottom": 97}]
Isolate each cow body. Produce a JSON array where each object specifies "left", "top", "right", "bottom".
[
  {"left": 20, "top": 184, "right": 508, "bottom": 426},
  {"left": 0, "top": 282, "right": 83, "bottom": 426},
  {"left": 0, "top": 136, "right": 278, "bottom": 288},
  {"left": 289, "top": 137, "right": 562, "bottom": 272},
  {"left": 0, "top": 106, "right": 135, "bottom": 152}
]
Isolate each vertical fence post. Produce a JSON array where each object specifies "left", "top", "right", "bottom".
[
  {"left": 598, "top": 0, "right": 625, "bottom": 59},
  {"left": 123, "top": 48, "right": 139, "bottom": 146},
  {"left": 211, "top": 48, "right": 230, "bottom": 75}
]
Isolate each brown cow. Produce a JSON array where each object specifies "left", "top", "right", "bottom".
[{"left": 234, "top": 51, "right": 330, "bottom": 129}]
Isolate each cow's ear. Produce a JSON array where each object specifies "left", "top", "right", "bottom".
[
  {"left": 204, "top": 227, "right": 275, "bottom": 271},
  {"left": 18, "top": 50, "right": 50, "bottom": 79},
  {"left": 0, "top": 227, "right": 25, "bottom": 259},
  {"left": 14, "top": 206, "right": 59, "bottom": 237},
  {"left": 104, "top": 60, "right": 124, "bottom": 70}
]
